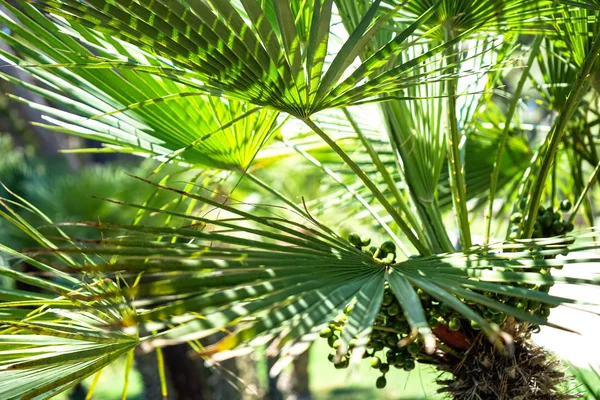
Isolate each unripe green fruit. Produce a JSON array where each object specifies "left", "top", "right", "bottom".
[
  {"left": 386, "top": 334, "right": 398, "bottom": 347},
  {"left": 387, "top": 303, "right": 400, "bottom": 316},
  {"left": 334, "top": 356, "right": 348, "bottom": 369},
  {"left": 328, "top": 351, "right": 336, "bottom": 362},
  {"left": 508, "top": 231, "right": 519, "bottom": 240},
  {"left": 386, "top": 352, "right": 396, "bottom": 364},
  {"left": 344, "top": 303, "right": 354, "bottom": 315},
  {"left": 382, "top": 293, "right": 394, "bottom": 306},
  {"left": 510, "top": 212, "right": 523, "bottom": 223},
  {"left": 492, "top": 313, "right": 506, "bottom": 325},
  {"left": 319, "top": 327, "right": 333, "bottom": 338},
  {"left": 370, "top": 356, "right": 382, "bottom": 369},
  {"left": 515, "top": 300, "right": 528, "bottom": 310},
  {"left": 332, "top": 339, "right": 342, "bottom": 349},
  {"left": 540, "top": 211, "right": 553, "bottom": 228},
  {"left": 334, "top": 314, "right": 347, "bottom": 323},
  {"left": 380, "top": 241, "right": 396, "bottom": 254},
  {"left": 564, "top": 222, "right": 574, "bottom": 232},
  {"left": 328, "top": 335, "right": 338, "bottom": 347},
  {"left": 510, "top": 225, "right": 521, "bottom": 233},
  {"left": 439, "top": 303, "right": 451, "bottom": 316},
  {"left": 538, "top": 206, "right": 546, "bottom": 216},
  {"left": 368, "top": 246, "right": 377, "bottom": 255},
  {"left": 407, "top": 342, "right": 420, "bottom": 356},
  {"left": 348, "top": 233, "right": 361, "bottom": 247},
  {"left": 403, "top": 359, "right": 416, "bottom": 371},
  {"left": 470, "top": 320, "right": 481, "bottom": 330},
  {"left": 448, "top": 317, "right": 461, "bottom": 331},
  {"left": 376, "top": 376, "right": 387, "bottom": 389},
  {"left": 482, "top": 309, "right": 493, "bottom": 320},
  {"left": 383, "top": 252, "right": 395, "bottom": 264},
  {"left": 379, "top": 363, "right": 390, "bottom": 373},
  {"left": 528, "top": 301, "right": 541, "bottom": 310},
  {"left": 560, "top": 200, "right": 572, "bottom": 212},
  {"left": 360, "top": 236, "right": 371, "bottom": 246},
  {"left": 348, "top": 338, "right": 357, "bottom": 349},
  {"left": 428, "top": 317, "right": 441, "bottom": 329}
]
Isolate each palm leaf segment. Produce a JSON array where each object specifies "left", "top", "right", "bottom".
[
  {"left": 22, "top": 0, "right": 469, "bottom": 118},
  {"left": 392, "top": 0, "right": 557, "bottom": 39},
  {"left": 0, "top": 248, "right": 138, "bottom": 399},
  {"left": 0, "top": 2, "right": 280, "bottom": 170},
  {"left": 23, "top": 178, "right": 600, "bottom": 361}
]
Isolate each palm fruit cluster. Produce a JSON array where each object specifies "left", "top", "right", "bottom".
[
  {"left": 509, "top": 199, "right": 574, "bottom": 240},
  {"left": 321, "top": 226, "right": 575, "bottom": 389},
  {"left": 506, "top": 199, "right": 574, "bottom": 322},
  {"left": 323, "top": 235, "right": 487, "bottom": 389}
]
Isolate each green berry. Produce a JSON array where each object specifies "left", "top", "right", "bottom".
[
  {"left": 540, "top": 211, "right": 553, "bottom": 228},
  {"left": 319, "top": 327, "right": 333, "bottom": 338},
  {"left": 348, "top": 338, "right": 357, "bottom": 349},
  {"left": 379, "top": 363, "right": 390, "bottom": 373},
  {"left": 334, "top": 356, "right": 348, "bottom": 369},
  {"left": 386, "top": 352, "right": 396, "bottom": 364},
  {"left": 328, "top": 351, "right": 336, "bottom": 362},
  {"left": 538, "top": 206, "right": 546, "bottom": 216},
  {"left": 348, "top": 233, "right": 361, "bottom": 247},
  {"left": 387, "top": 303, "right": 400, "bottom": 316},
  {"left": 510, "top": 225, "right": 521, "bottom": 233},
  {"left": 360, "top": 236, "right": 371, "bottom": 246},
  {"left": 370, "top": 356, "right": 382, "bottom": 369},
  {"left": 564, "top": 222, "right": 574, "bottom": 232},
  {"left": 428, "top": 317, "right": 441, "bottom": 329},
  {"left": 510, "top": 212, "right": 523, "bottom": 223},
  {"left": 470, "top": 320, "right": 481, "bottom": 330},
  {"left": 407, "top": 342, "right": 420, "bottom": 356},
  {"left": 403, "top": 359, "right": 416, "bottom": 371},
  {"left": 492, "top": 313, "right": 506, "bottom": 325},
  {"left": 344, "top": 303, "right": 355, "bottom": 315},
  {"left": 553, "top": 211, "right": 562, "bottom": 221},
  {"left": 448, "top": 317, "right": 461, "bottom": 331},
  {"left": 376, "top": 376, "right": 387, "bottom": 389},
  {"left": 382, "top": 292, "right": 394, "bottom": 306},
  {"left": 386, "top": 334, "right": 398, "bottom": 347},
  {"left": 439, "top": 303, "right": 451, "bottom": 316},
  {"left": 515, "top": 300, "right": 528, "bottom": 310},
  {"left": 332, "top": 339, "right": 342, "bottom": 349},
  {"left": 508, "top": 231, "right": 519, "bottom": 240},
  {"left": 327, "top": 335, "right": 338, "bottom": 347},
  {"left": 560, "top": 200, "right": 572, "bottom": 212},
  {"left": 381, "top": 241, "right": 396, "bottom": 254}
]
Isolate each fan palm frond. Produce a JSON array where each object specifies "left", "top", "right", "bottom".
[{"left": 14, "top": 177, "right": 599, "bottom": 362}]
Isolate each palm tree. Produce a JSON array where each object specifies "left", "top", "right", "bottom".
[{"left": 1, "top": 0, "right": 600, "bottom": 398}]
